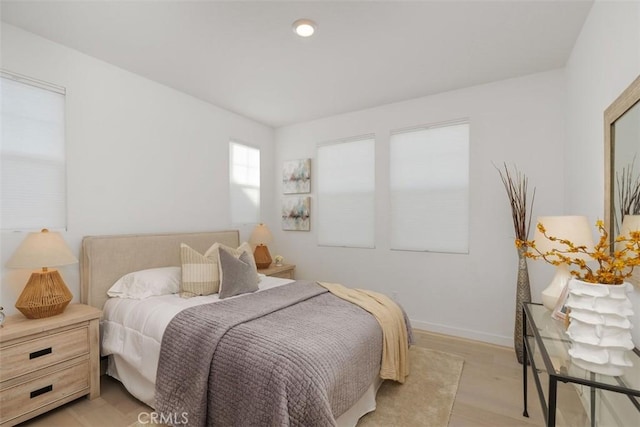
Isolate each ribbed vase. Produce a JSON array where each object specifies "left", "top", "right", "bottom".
[
  {"left": 566, "top": 279, "right": 634, "bottom": 376},
  {"left": 514, "top": 247, "right": 532, "bottom": 364}
]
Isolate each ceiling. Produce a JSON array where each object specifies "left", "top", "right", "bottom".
[{"left": 1, "top": 1, "right": 593, "bottom": 128}]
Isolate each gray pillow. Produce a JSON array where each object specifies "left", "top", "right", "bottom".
[{"left": 218, "top": 248, "right": 259, "bottom": 299}]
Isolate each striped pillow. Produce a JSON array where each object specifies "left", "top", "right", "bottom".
[{"left": 180, "top": 243, "right": 219, "bottom": 297}]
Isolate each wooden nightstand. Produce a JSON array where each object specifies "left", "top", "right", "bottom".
[
  {"left": 258, "top": 264, "right": 296, "bottom": 279},
  {"left": 0, "top": 304, "right": 101, "bottom": 426}
]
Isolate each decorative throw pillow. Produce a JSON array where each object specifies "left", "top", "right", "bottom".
[
  {"left": 107, "top": 266, "right": 181, "bottom": 299},
  {"left": 214, "top": 242, "right": 260, "bottom": 284},
  {"left": 180, "top": 243, "right": 219, "bottom": 297},
  {"left": 218, "top": 248, "right": 259, "bottom": 299}
]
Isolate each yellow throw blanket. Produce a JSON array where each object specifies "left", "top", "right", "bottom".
[{"left": 317, "top": 281, "right": 410, "bottom": 383}]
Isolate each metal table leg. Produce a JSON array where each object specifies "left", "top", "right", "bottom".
[
  {"left": 548, "top": 377, "right": 558, "bottom": 427},
  {"left": 523, "top": 306, "right": 529, "bottom": 418},
  {"left": 590, "top": 372, "right": 596, "bottom": 427}
]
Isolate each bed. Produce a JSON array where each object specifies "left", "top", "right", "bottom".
[{"left": 80, "top": 230, "right": 406, "bottom": 426}]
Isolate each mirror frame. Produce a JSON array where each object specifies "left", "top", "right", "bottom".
[
  {"left": 604, "top": 74, "right": 640, "bottom": 239},
  {"left": 604, "top": 74, "right": 640, "bottom": 286}
]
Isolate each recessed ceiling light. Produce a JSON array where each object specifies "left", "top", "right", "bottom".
[{"left": 292, "top": 19, "right": 316, "bottom": 37}]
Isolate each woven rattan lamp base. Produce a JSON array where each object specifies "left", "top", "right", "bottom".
[{"left": 15, "top": 269, "right": 73, "bottom": 319}]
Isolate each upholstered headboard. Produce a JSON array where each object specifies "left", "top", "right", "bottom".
[{"left": 80, "top": 230, "right": 239, "bottom": 310}]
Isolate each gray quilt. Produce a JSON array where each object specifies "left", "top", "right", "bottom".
[{"left": 155, "top": 281, "right": 383, "bottom": 427}]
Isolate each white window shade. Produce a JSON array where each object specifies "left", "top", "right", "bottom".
[
  {"left": 390, "top": 122, "right": 469, "bottom": 253},
  {"left": 317, "top": 137, "right": 375, "bottom": 248},
  {"left": 1, "top": 74, "right": 67, "bottom": 230},
  {"left": 229, "top": 141, "right": 260, "bottom": 224}
]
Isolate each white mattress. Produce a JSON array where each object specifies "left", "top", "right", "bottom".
[{"left": 101, "top": 276, "right": 380, "bottom": 424}]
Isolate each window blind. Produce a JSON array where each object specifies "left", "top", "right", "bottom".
[
  {"left": 317, "top": 136, "right": 375, "bottom": 248},
  {"left": 1, "top": 73, "right": 67, "bottom": 230},
  {"left": 390, "top": 122, "right": 469, "bottom": 253},
  {"left": 229, "top": 141, "right": 260, "bottom": 224}
]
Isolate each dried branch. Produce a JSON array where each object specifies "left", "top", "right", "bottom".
[
  {"left": 616, "top": 157, "right": 640, "bottom": 232},
  {"left": 494, "top": 162, "right": 536, "bottom": 241}
]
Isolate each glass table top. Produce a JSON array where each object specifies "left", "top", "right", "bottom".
[{"left": 524, "top": 303, "right": 640, "bottom": 395}]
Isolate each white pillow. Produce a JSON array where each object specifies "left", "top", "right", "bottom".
[{"left": 107, "top": 266, "right": 181, "bottom": 299}]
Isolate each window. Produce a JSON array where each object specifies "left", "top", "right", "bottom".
[
  {"left": 229, "top": 141, "right": 260, "bottom": 224},
  {"left": 1, "top": 72, "right": 67, "bottom": 231},
  {"left": 317, "top": 136, "right": 375, "bottom": 248},
  {"left": 390, "top": 121, "right": 469, "bottom": 253}
]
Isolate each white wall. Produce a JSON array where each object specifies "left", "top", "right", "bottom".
[
  {"left": 274, "top": 70, "right": 566, "bottom": 346},
  {"left": 0, "top": 24, "right": 275, "bottom": 315},
  {"left": 2, "top": 0, "right": 637, "bottom": 352},
  {"left": 564, "top": 0, "right": 640, "bottom": 344}
]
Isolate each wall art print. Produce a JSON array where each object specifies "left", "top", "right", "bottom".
[
  {"left": 282, "top": 196, "right": 310, "bottom": 231},
  {"left": 283, "top": 159, "right": 311, "bottom": 194}
]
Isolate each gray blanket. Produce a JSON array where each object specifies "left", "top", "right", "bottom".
[{"left": 156, "top": 281, "right": 383, "bottom": 427}]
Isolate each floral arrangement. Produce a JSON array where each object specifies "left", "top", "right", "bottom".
[
  {"left": 517, "top": 220, "right": 640, "bottom": 285},
  {"left": 274, "top": 255, "right": 284, "bottom": 265}
]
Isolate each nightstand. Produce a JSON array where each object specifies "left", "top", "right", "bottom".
[
  {"left": 0, "top": 304, "right": 101, "bottom": 427},
  {"left": 258, "top": 263, "right": 296, "bottom": 279}
]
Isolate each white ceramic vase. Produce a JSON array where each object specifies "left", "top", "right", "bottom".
[{"left": 565, "top": 279, "right": 634, "bottom": 376}]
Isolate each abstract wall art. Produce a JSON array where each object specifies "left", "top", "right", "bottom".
[
  {"left": 282, "top": 159, "right": 311, "bottom": 194},
  {"left": 282, "top": 196, "right": 310, "bottom": 231}
]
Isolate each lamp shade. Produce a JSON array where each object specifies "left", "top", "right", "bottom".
[
  {"left": 6, "top": 229, "right": 78, "bottom": 269},
  {"left": 617, "top": 215, "right": 640, "bottom": 251},
  {"left": 534, "top": 216, "right": 594, "bottom": 310},
  {"left": 620, "top": 215, "right": 640, "bottom": 238},
  {"left": 250, "top": 223, "right": 273, "bottom": 245},
  {"left": 534, "top": 216, "right": 594, "bottom": 259}
]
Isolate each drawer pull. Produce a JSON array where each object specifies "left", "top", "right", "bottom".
[
  {"left": 29, "top": 347, "right": 52, "bottom": 359},
  {"left": 30, "top": 385, "right": 53, "bottom": 399}
]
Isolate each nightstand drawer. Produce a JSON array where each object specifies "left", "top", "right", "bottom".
[
  {"left": 0, "top": 359, "right": 89, "bottom": 425},
  {"left": 0, "top": 327, "right": 88, "bottom": 382},
  {"left": 257, "top": 264, "right": 295, "bottom": 279},
  {"left": 270, "top": 270, "right": 294, "bottom": 279}
]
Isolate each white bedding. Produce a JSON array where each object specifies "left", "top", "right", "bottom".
[
  {"left": 101, "top": 275, "right": 293, "bottom": 388},
  {"left": 101, "top": 275, "right": 380, "bottom": 424}
]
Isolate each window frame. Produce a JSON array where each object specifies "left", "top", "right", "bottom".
[
  {"left": 1, "top": 70, "right": 68, "bottom": 231},
  {"left": 316, "top": 134, "right": 376, "bottom": 249},
  {"left": 228, "top": 140, "right": 261, "bottom": 225},
  {"left": 389, "top": 119, "right": 470, "bottom": 254}
]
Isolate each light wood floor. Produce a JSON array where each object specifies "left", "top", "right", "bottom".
[{"left": 18, "top": 329, "right": 587, "bottom": 426}]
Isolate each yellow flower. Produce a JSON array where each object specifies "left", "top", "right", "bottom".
[{"left": 520, "top": 220, "right": 640, "bottom": 285}]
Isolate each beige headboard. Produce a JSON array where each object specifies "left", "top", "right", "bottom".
[{"left": 80, "top": 230, "right": 239, "bottom": 310}]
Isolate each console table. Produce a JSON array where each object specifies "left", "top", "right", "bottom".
[{"left": 522, "top": 302, "right": 640, "bottom": 426}]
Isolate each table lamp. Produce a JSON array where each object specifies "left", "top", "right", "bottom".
[
  {"left": 6, "top": 229, "right": 77, "bottom": 319},
  {"left": 534, "top": 216, "right": 594, "bottom": 310},
  {"left": 617, "top": 215, "right": 640, "bottom": 250},
  {"left": 250, "top": 223, "right": 273, "bottom": 269},
  {"left": 618, "top": 215, "right": 640, "bottom": 283}
]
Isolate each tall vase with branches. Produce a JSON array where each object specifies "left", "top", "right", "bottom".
[{"left": 495, "top": 163, "right": 536, "bottom": 364}]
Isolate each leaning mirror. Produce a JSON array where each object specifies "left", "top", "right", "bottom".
[{"left": 604, "top": 74, "right": 640, "bottom": 286}]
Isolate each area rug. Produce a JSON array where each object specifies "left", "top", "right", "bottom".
[
  {"left": 357, "top": 347, "right": 464, "bottom": 426},
  {"left": 129, "top": 347, "right": 464, "bottom": 427}
]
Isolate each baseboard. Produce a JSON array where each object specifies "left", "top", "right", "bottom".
[{"left": 410, "top": 319, "right": 513, "bottom": 348}]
